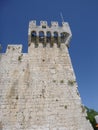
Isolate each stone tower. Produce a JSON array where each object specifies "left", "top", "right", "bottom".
[{"left": 0, "top": 20, "right": 93, "bottom": 130}]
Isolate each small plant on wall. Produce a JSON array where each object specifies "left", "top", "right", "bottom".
[
  {"left": 53, "top": 80, "right": 56, "bottom": 83},
  {"left": 18, "top": 54, "right": 23, "bottom": 62},
  {"left": 68, "top": 80, "right": 76, "bottom": 86},
  {"left": 8, "top": 46, "right": 10, "bottom": 49},
  {"left": 18, "top": 56, "right": 22, "bottom": 61},
  {"left": 81, "top": 105, "right": 86, "bottom": 113},
  {"left": 64, "top": 105, "right": 67, "bottom": 109},
  {"left": 60, "top": 80, "right": 64, "bottom": 83}
]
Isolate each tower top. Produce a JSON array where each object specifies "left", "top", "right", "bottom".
[{"left": 28, "top": 20, "right": 72, "bottom": 47}]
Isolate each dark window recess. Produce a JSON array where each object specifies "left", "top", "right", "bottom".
[
  {"left": 42, "top": 59, "right": 45, "bottom": 62},
  {"left": 31, "top": 31, "right": 37, "bottom": 43},
  {"left": 39, "top": 31, "right": 44, "bottom": 43},
  {"left": 46, "top": 31, "right": 51, "bottom": 43},
  {"left": 42, "top": 26, "right": 46, "bottom": 28},
  {"left": 54, "top": 32, "right": 58, "bottom": 43}
]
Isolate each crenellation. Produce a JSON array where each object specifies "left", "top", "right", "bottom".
[
  {"left": 51, "top": 21, "right": 59, "bottom": 27},
  {"left": 40, "top": 21, "right": 48, "bottom": 27},
  {"left": 28, "top": 20, "right": 72, "bottom": 48},
  {"left": 29, "top": 20, "right": 36, "bottom": 27},
  {"left": 6, "top": 44, "right": 23, "bottom": 54}
]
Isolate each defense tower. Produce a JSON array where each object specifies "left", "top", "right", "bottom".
[
  {"left": 28, "top": 21, "right": 71, "bottom": 48},
  {"left": 0, "top": 20, "right": 93, "bottom": 130}
]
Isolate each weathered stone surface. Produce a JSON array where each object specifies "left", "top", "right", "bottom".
[{"left": 0, "top": 21, "right": 93, "bottom": 130}]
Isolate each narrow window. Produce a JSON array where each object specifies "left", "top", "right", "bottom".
[
  {"left": 54, "top": 32, "right": 58, "bottom": 43},
  {"left": 31, "top": 31, "right": 37, "bottom": 42},
  {"left": 60, "top": 32, "right": 69, "bottom": 43},
  {"left": 39, "top": 31, "right": 44, "bottom": 43},
  {"left": 46, "top": 31, "right": 51, "bottom": 43}
]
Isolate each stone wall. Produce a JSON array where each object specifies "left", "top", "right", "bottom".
[{"left": 0, "top": 42, "right": 93, "bottom": 130}]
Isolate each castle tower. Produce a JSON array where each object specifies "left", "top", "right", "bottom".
[{"left": 0, "top": 20, "right": 93, "bottom": 130}]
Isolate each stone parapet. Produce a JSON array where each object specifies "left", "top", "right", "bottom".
[{"left": 28, "top": 20, "right": 72, "bottom": 47}]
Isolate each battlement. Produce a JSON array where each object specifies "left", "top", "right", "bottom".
[
  {"left": 0, "top": 20, "right": 72, "bottom": 53},
  {"left": 6, "top": 45, "right": 22, "bottom": 53},
  {"left": 29, "top": 20, "right": 72, "bottom": 30},
  {"left": 28, "top": 20, "right": 72, "bottom": 47}
]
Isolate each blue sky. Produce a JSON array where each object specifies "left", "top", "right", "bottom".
[{"left": 0, "top": 0, "right": 98, "bottom": 111}]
